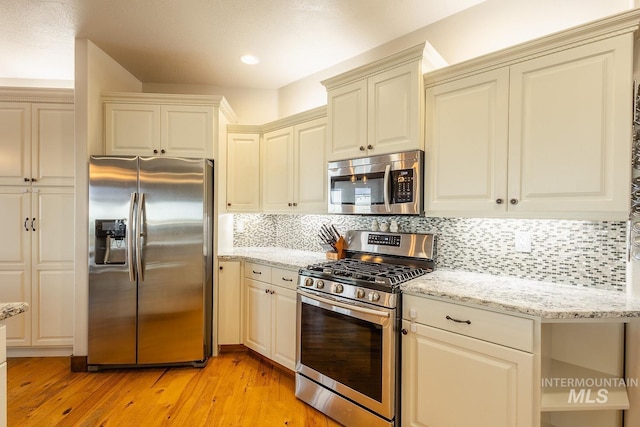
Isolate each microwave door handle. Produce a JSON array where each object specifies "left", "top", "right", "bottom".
[
  {"left": 136, "top": 192, "right": 145, "bottom": 282},
  {"left": 383, "top": 164, "right": 391, "bottom": 212},
  {"left": 127, "top": 192, "right": 136, "bottom": 282}
]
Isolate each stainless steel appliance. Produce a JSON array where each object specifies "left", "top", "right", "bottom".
[
  {"left": 296, "top": 230, "right": 436, "bottom": 427},
  {"left": 88, "top": 156, "right": 213, "bottom": 369},
  {"left": 327, "top": 150, "right": 424, "bottom": 215}
]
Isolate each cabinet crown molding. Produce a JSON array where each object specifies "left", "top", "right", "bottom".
[
  {"left": 101, "top": 91, "right": 237, "bottom": 123},
  {"left": 0, "top": 87, "right": 74, "bottom": 103},
  {"left": 227, "top": 105, "right": 326, "bottom": 134},
  {"left": 424, "top": 8, "right": 640, "bottom": 87},
  {"left": 322, "top": 42, "right": 425, "bottom": 90}
]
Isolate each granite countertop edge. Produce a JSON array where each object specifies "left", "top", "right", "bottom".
[
  {"left": 0, "top": 302, "right": 29, "bottom": 321},
  {"left": 217, "top": 247, "right": 640, "bottom": 320}
]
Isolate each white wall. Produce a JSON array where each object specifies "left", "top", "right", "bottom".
[
  {"left": 143, "top": 83, "right": 278, "bottom": 125},
  {"left": 74, "top": 39, "right": 141, "bottom": 357}
]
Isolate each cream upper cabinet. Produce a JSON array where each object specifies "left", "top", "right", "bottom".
[
  {"left": 103, "top": 92, "right": 236, "bottom": 159},
  {"left": 425, "top": 31, "right": 633, "bottom": 220},
  {"left": 425, "top": 68, "right": 509, "bottom": 214},
  {"left": 226, "top": 133, "right": 261, "bottom": 212},
  {"left": 262, "top": 117, "right": 327, "bottom": 213},
  {"left": 0, "top": 101, "right": 74, "bottom": 186},
  {"left": 324, "top": 44, "right": 424, "bottom": 162}
]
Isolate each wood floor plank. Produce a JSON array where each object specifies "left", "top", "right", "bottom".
[{"left": 7, "top": 352, "right": 342, "bottom": 427}]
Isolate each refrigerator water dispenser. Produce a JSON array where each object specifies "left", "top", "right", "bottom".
[{"left": 95, "top": 219, "right": 126, "bottom": 264}]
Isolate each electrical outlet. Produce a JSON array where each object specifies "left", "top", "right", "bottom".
[{"left": 514, "top": 231, "right": 532, "bottom": 253}]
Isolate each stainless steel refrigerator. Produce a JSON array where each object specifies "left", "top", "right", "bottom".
[{"left": 88, "top": 156, "right": 213, "bottom": 368}]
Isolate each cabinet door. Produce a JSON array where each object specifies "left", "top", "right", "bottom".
[
  {"left": 226, "top": 133, "right": 260, "bottom": 212},
  {"left": 31, "top": 104, "right": 75, "bottom": 186},
  {"left": 0, "top": 103, "right": 31, "bottom": 186},
  {"left": 0, "top": 189, "right": 31, "bottom": 346},
  {"left": 327, "top": 80, "right": 368, "bottom": 161},
  {"left": 294, "top": 118, "right": 327, "bottom": 213},
  {"left": 270, "top": 285, "right": 297, "bottom": 370},
  {"left": 161, "top": 105, "right": 213, "bottom": 158},
  {"left": 244, "top": 278, "right": 271, "bottom": 356},
  {"left": 368, "top": 61, "right": 422, "bottom": 156},
  {"left": 105, "top": 103, "right": 160, "bottom": 155},
  {"left": 262, "top": 127, "right": 294, "bottom": 212},
  {"left": 31, "top": 187, "right": 75, "bottom": 346},
  {"left": 402, "top": 320, "right": 533, "bottom": 427},
  {"left": 425, "top": 68, "right": 510, "bottom": 215},
  {"left": 508, "top": 34, "right": 632, "bottom": 218},
  {"left": 218, "top": 261, "right": 242, "bottom": 345}
]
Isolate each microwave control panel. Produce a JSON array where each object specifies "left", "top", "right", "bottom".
[{"left": 391, "top": 169, "right": 414, "bottom": 203}]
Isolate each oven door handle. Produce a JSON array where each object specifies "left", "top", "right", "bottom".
[
  {"left": 300, "top": 291, "right": 390, "bottom": 318},
  {"left": 383, "top": 164, "right": 391, "bottom": 212}
]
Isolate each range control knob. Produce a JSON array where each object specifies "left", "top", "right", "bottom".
[
  {"left": 316, "top": 280, "right": 325, "bottom": 289},
  {"left": 304, "top": 278, "right": 314, "bottom": 287},
  {"left": 368, "top": 292, "right": 380, "bottom": 302},
  {"left": 333, "top": 283, "right": 344, "bottom": 294},
  {"left": 355, "top": 288, "right": 366, "bottom": 299}
]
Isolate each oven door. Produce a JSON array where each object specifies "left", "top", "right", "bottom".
[{"left": 296, "top": 289, "right": 396, "bottom": 419}]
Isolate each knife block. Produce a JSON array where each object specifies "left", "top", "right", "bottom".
[{"left": 326, "top": 236, "right": 346, "bottom": 260}]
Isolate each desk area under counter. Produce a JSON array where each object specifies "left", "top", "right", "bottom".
[{"left": 401, "top": 270, "right": 640, "bottom": 427}]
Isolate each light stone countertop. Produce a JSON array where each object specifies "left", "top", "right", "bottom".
[
  {"left": 0, "top": 302, "right": 29, "bottom": 321},
  {"left": 402, "top": 270, "right": 640, "bottom": 320},
  {"left": 218, "top": 247, "right": 327, "bottom": 270},
  {"left": 217, "top": 247, "right": 640, "bottom": 320}
]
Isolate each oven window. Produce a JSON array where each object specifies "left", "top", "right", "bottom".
[
  {"left": 300, "top": 302, "right": 383, "bottom": 402},
  {"left": 330, "top": 172, "right": 385, "bottom": 206}
]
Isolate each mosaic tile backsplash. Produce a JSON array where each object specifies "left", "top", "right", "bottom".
[{"left": 231, "top": 214, "right": 627, "bottom": 291}]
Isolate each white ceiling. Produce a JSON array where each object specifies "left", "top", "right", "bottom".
[
  {"left": 1, "top": 0, "right": 485, "bottom": 89},
  {"left": 0, "top": 0, "right": 635, "bottom": 90}
]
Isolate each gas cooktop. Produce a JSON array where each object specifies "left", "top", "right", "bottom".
[{"left": 303, "top": 258, "right": 429, "bottom": 287}]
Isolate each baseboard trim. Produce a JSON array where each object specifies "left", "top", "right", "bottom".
[{"left": 218, "top": 344, "right": 248, "bottom": 353}]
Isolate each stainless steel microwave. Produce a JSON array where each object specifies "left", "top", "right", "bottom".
[{"left": 328, "top": 150, "right": 424, "bottom": 215}]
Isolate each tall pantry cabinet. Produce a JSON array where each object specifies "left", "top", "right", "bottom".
[{"left": 0, "top": 88, "right": 75, "bottom": 353}]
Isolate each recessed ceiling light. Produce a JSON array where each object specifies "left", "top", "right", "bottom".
[{"left": 240, "top": 54, "right": 259, "bottom": 65}]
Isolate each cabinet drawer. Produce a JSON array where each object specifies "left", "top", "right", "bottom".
[
  {"left": 403, "top": 295, "right": 533, "bottom": 353},
  {"left": 271, "top": 268, "right": 298, "bottom": 290},
  {"left": 244, "top": 262, "right": 272, "bottom": 282}
]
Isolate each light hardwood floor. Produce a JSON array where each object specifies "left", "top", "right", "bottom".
[{"left": 7, "top": 351, "right": 342, "bottom": 426}]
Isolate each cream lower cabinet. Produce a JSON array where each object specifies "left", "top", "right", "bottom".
[
  {"left": 217, "top": 260, "right": 242, "bottom": 345},
  {"left": 425, "top": 31, "right": 633, "bottom": 220},
  {"left": 262, "top": 117, "right": 327, "bottom": 213},
  {"left": 244, "top": 263, "right": 297, "bottom": 370},
  {"left": 402, "top": 295, "right": 534, "bottom": 427},
  {"left": 0, "top": 187, "right": 75, "bottom": 348}
]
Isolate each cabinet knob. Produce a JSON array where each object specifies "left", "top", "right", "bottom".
[
  {"left": 24, "top": 177, "right": 30, "bottom": 182},
  {"left": 359, "top": 146, "right": 366, "bottom": 151},
  {"left": 31, "top": 178, "right": 37, "bottom": 182},
  {"left": 401, "top": 329, "right": 408, "bottom": 335},
  {"left": 219, "top": 266, "right": 223, "bottom": 270},
  {"left": 153, "top": 149, "right": 158, "bottom": 154},
  {"left": 288, "top": 202, "right": 292, "bottom": 207},
  {"left": 367, "top": 144, "right": 373, "bottom": 150},
  {"left": 293, "top": 202, "right": 297, "bottom": 207},
  {"left": 227, "top": 203, "right": 231, "bottom": 207},
  {"left": 496, "top": 198, "right": 503, "bottom": 204},
  {"left": 161, "top": 149, "right": 166, "bottom": 154},
  {"left": 510, "top": 198, "right": 519, "bottom": 205}
]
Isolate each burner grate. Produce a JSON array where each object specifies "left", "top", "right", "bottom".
[{"left": 307, "top": 258, "right": 427, "bottom": 286}]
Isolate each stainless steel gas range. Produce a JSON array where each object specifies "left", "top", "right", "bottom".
[{"left": 295, "top": 230, "right": 436, "bottom": 427}]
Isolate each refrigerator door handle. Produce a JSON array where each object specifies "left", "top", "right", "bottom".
[
  {"left": 136, "top": 192, "right": 145, "bottom": 282},
  {"left": 128, "top": 192, "right": 137, "bottom": 282}
]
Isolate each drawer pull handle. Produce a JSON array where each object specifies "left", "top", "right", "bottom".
[
  {"left": 446, "top": 315, "right": 471, "bottom": 325},
  {"left": 252, "top": 270, "right": 262, "bottom": 275},
  {"left": 282, "top": 277, "right": 293, "bottom": 282}
]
